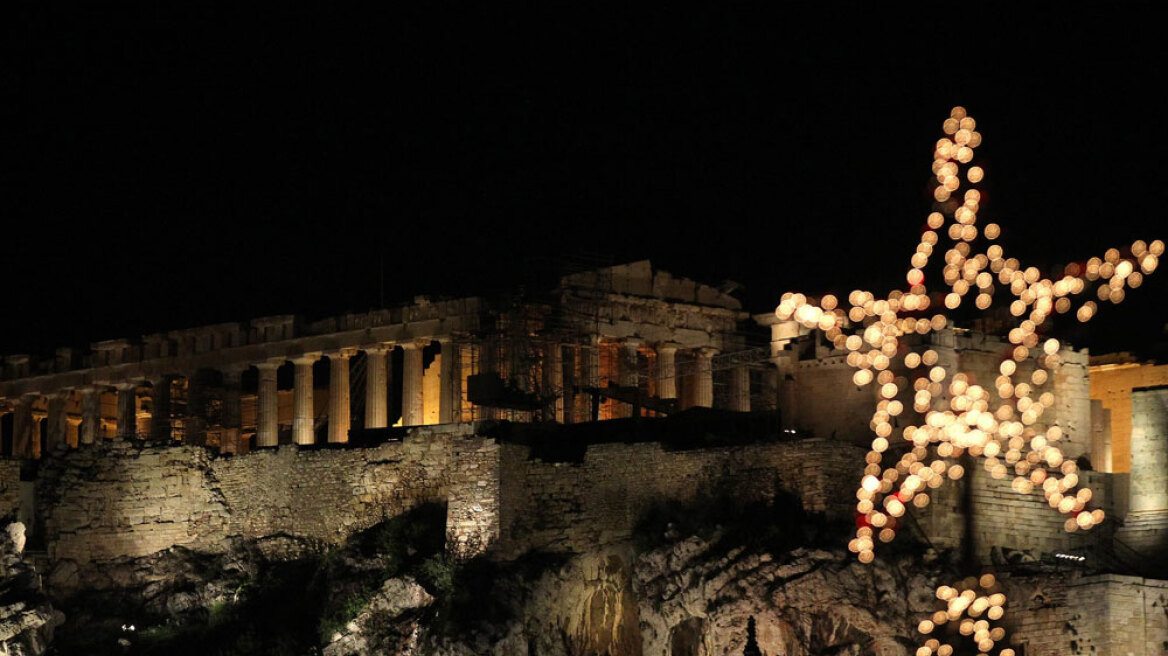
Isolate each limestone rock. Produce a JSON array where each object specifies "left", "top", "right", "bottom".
[
  {"left": 323, "top": 577, "right": 434, "bottom": 656},
  {"left": 1, "top": 522, "right": 64, "bottom": 655}
]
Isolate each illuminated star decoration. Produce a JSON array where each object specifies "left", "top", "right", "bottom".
[
  {"left": 916, "top": 574, "right": 1012, "bottom": 656},
  {"left": 774, "top": 107, "right": 1163, "bottom": 563}
]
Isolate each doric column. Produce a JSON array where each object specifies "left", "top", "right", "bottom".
[
  {"left": 580, "top": 336, "right": 600, "bottom": 422},
  {"left": 327, "top": 350, "right": 354, "bottom": 443},
  {"left": 614, "top": 339, "right": 642, "bottom": 419},
  {"left": 30, "top": 408, "right": 46, "bottom": 459},
  {"left": 619, "top": 340, "right": 641, "bottom": 388},
  {"left": 221, "top": 367, "right": 243, "bottom": 453},
  {"left": 115, "top": 382, "right": 138, "bottom": 440},
  {"left": 45, "top": 392, "right": 68, "bottom": 453},
  {"left": 439, "top": 339, "right": 459, "bottom": 424},
  {"left": 656, "top": 344, "right": 679, "bottom": 400},
  {"left": 562, "top": 345, "right": 577, "bottom": 424},
  {"left": 13, "top": 396, "right": 33, "bottom": 458},
  {"left": 542, "top": 341, "right": 564, "bottom": 423},
  {"left": 292, "top": 354, "right": 319, "bottom": 445},
  {"left": 79, "top": 387, "right": 100, "bottom": 446},
  {"left": 696, "top": 348, "right": 718, "bottom": 408},
  {"left": 730, "top": 365, "right": 751, "bottom": 412},
  {"left": 255, "top": 361, "right": 280, "bottom": 448},
  {"left": 401, "top": 342, "right": 424, "bottom": 426},
  {"left": 364, "top": 345, "right": 390, "bottom": 429},
  {"left": 65, "top": 415, "right": 81, "bottom": 449},
  {"left": 150, "top": 376, "right": 173, "bottom": 442}
]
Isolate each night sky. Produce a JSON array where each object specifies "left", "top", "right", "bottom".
[{"left": 2, "top": 4, "right": 1166, "bottom": 359}]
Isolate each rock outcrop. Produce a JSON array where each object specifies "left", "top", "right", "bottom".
[
  {"left": 323, "top": 577, "right": 434, "bottom": 656},
  {"left": 413, "top": 534, "right": 940, "bottom": 656},
  {"left": 1, "top": 523, "right": 63, "bottom": 655}
]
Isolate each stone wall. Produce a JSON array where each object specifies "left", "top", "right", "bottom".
[
  {"left": 35, "top": 424, "right": 868, "bottom": 572},
  {"left": 916, "top": 466, "right": 1118, "bottom": 565},
  {"left": 1117, "top": 387, "right": 1168, "bottom": 559},
  {"left": 787, "top": 337, "right": 1092, "bottom": 459},
  {"left": 1007, "top": 573, "right": 1168, "bottom": 656},
  {"left": 36, "top": 423, "right": 501, "bottom": 567},
  {"left": 1129, "top": 387, "right": 1168, "bottom": 514},
  {"left": 0, "top": 459, "right": 19, "bottom": 522},
  {"left": 1089, "top": 361, "right": 1168, "bottom": 473},
  {"left": 495, "top": 438, "right": 865, "bottom": 558}
]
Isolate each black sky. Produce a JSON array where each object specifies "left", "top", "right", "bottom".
[{"left": 2, "top": 4, "right": 1166, "bottom": 358}]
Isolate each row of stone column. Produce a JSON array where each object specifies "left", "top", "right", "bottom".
[
  {"left": 4, "top": 381, "right": 144, "bottom": 457},
  {"left": 3, "top": 337, "right": 750, "bottom": 456},
  {"left": 254, "top": 340, "right": 461, "bottom": 448},
  {"left": 566, "top": 339, "right": 747, "bottom": 420}
]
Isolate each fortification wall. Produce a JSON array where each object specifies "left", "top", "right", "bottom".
[
  {"left": 788, "top": 343, "right": 1092, "bottom": 460},
  {"left": 36, "top": 424, "right": 500, "bottom": 566},
  {"left": 1007, "top": 573, "right": 1168, "bottom": 656},
  {"left": 495, "top": 438, "right": 865, "bottom": 558},
  {"left": 36, "top": 428, "right": 868, "bottom": 571},
  {"left": 916, "top": 466, "right": 1118, "bottom": 563},
  {"left": 0, "top": 459, "right": 19, "bottom": 522}
]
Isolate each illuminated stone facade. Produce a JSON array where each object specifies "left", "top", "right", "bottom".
[
  {"left": 1088, "top": 354, "right": 1168, "bottom": 473},
  {"left": 0, "top": 261, "right": 752, "bottom": 459},
  {"left": 3, "top": 261, "right": 1168, "bottom": 653}
]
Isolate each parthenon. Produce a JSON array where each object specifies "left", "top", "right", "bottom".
[{"left": 0, "top": 261, "right": 762, "bottom": 459}]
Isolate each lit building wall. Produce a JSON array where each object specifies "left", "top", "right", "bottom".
[{"left": 1089, "top": 361, "right": 1168, "bottom": 473}]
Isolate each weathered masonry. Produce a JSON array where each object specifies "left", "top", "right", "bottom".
[
  {"left": 0, "top": 261, "right": 760, "bottom": 458},
  {"left": 3, "top": 260, "right": 1168, "bottom": 570}
]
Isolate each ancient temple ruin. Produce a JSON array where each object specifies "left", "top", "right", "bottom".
[
  {"left": 3, "top": 261, "right": 1168, "bottom": 654},
  {"left": 0, "top": 261, "right": 758, "bottom": 459}
]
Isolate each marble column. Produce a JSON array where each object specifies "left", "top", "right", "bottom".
[
  {"left": 616, "top": 339, "right": 642, "bottom": 419},
  {"left": 562, "top": 345, "right": 577, "bottom": 424},
  {"left": 221, "top": 367, "right": 243, "bottom": 453},
  {"left": 364, "top": 345, "right": 390, "bottom": 429},
  {"left": 327, "top": 350, "right": 353, "bottom": 443},
  {"left": 45, "top": 392, "right": 68, "bottom": 453},
  {"left": 401, "top": 342, "right": 424, "bottom": 426},
  {"left": 542, "top": 341, "right": 563, "bottom": 423},
  {"left": 150, "top": 376, "right": 173, "bottom": 442},
  {"left": 730, "top": 365, "right": 751, "bottom": 412},
  {"left": 30, "top": 409, "right": 46, "bottom": 459},
  {"left": 439, "top": 339, "right": 459, "bottom": 424},
  {"left": 116, "top": 382, "right": 138, "bottom": 440},
  {"left": 696, "top": 348, "right": 718, "bottom": 408},
  {"left": 255, "top": 361, "right": 280, "bottom": 448},
  {"left": 292, "top": 354, "right": 319, "bottom": 445},
  {"left": 65, "top": 416, "right": 81, "bottom": 449},
  {"left": 13, "top": 397, "right": 33, "bottom": 458},
  {"left": 581, "top": 337, "right": 600, "bottom": 422},
  {"left": 79, "top": 387, "right": 99, "bottom": 446},
  {"left": 656, "top": 344, "right": 679, "bottom": 400}
]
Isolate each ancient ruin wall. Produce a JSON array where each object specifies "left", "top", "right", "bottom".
[
  {"left": 495, "top": 438, "right": 866, "bottom": 558},
  {"left": 1007, "top": 573, "right": 1168, "bottom": 656},
  {"left": 36, "top": 424, "right": 500, "bottom": 567},
  {"left": 0, "top": 459, "right": 19, "bottom": 522},
  {"left": 1090, "top": 362, "right": 1168, "bottom": 473},
  {"left": 1130, "top": 387, "right": 1168, "bottom": 514},
  {"left": 915, "top": 466, "right": 1118, "bottom": 563}
]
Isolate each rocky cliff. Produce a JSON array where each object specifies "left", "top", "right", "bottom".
[{"left": 1, "top": 523, "right": 63, "bottom": 655}]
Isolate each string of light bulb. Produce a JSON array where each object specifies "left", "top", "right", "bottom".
[{"left": 773, "top": 107, "right": 1162, "bottom": 564}]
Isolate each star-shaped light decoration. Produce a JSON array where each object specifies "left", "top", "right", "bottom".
[
  {"left": 774, "top": 107, "right": 1163, "bottom": 563},
  {"left": 915, "top": 574, "right": 1012, "bottom": 656}
]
